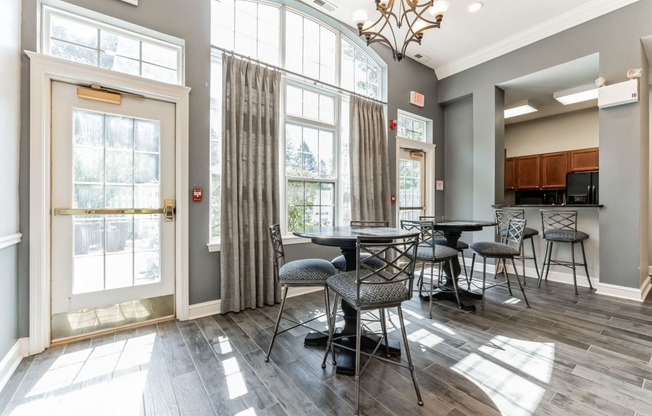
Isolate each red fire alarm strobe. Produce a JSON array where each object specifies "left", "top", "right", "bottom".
[
  {"left": 390, "top": 195, "right": 396, "bottom": 204},
  {"left": 389, "top": 119, "right": 397, "bottom": 130},
  {"left": 192, "top": 187, "right": 203, "bottom": 201}
]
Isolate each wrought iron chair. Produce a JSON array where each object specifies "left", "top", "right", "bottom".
[
  {"left": 539, "top": 210, "right": 592, "bottom": 295},
  {"left": 469, "top": 218, "right": 530, "bottom": 307},
  {"left": 420, "top": 215, "right": 470, "bottom": 279},
  {"left": 266, "top": 224, "right": 337, "bottom": 362},
  {"left": 331, "top": 220, "right": 390, "bottom": 272},
  {"left": 401, "top": 219, "right": 462, "bottom": 317},
  {"left": 321, "top": 232, "right": 422, "bottom": 416},
  {"left": 495, "top": 208, "right": 541, "bottom": 284}
]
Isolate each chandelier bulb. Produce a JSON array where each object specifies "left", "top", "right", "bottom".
[
  {"left": 430, "top": 0, "right": 449, "bottom": 17},
  {"left": 352, "top": 9, "right": 369, "bottom": 27}
]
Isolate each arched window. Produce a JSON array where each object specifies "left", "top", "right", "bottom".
[{"left": 209, "top": 0, "right": 385, "bottom": 245}]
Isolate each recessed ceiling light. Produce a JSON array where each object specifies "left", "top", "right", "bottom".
[
  {"left": 504, "top": 100, "right": 538, "bottom": 119},
  {"left": 468, "top": 2, "right": 483, "bottom": 12},
  {"left": 553, "top": 84, "right": 599, "bottom": 105}
]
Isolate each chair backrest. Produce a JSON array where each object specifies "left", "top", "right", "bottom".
[
  {"left": 419, "top": 215, "right": 445, "bottom": 238},
  {"left": 540, "top": 210, "right": 578, "bottom": 235},
  {"left": 268, "top": 224, "right": 285, "bottom": 277},
  {"left": 350, "top": 220, "right": 389, "bottom": 227},
  {"left": 503, "top": 218, "right": 527, "bottom": 251},
  {"left": 495, "top": 208, "right": 525, "bottom": 239},
  {"left": 401, "top": 219, "right": 436, "bottom": 247},
  {"left": 355, "top": 232, "right": 420, "bottom": 307}
]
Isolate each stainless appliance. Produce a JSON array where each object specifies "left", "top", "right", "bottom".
[{"left": 566, "top": 171, "right": 599, "bottom": 204}]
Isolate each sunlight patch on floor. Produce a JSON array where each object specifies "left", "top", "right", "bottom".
[
  {"left": 13, "top": 334, "right": 156, "bottom": 415},
  {"left": 222, "top": 357, "right": 248, "bottom": 400},
  {"left": 452, "top": 336, "right": 555, "bottom": 416},
  {"left": 408, "top": 328, "right": 444, "bottom": 348}
]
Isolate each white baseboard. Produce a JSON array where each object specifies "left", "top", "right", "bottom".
[
  {"left": 597, "top": 281, "right": 647, "bottom": 302},
  {"left": 466, "top": 256, "right": 598, "bottom": 288},
  {"left": 187, "top": 300, "right": 221, "bottom": 320},
  {"left": 187, "top": 288, "right": 322, "bottom": 320},
  {"left": 0, "top": 338, "right": 28, "bottom": 393}
]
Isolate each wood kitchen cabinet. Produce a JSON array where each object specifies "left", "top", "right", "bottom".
[
  {"left": 515, "top": 155, "right": 540, "bottom": 189},
  {"left": 540, "top": 151, "right": 569, "bottom": 189},
  {"left": 569, "top": 147, "right": 599, "bottom": 172},
  {"left": 505, "top": 157, "right": 516, "bottom": 190}
]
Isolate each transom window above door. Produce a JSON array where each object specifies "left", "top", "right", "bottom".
[{"left": 41, "top": 3, "right": 185, "bottom": 85}]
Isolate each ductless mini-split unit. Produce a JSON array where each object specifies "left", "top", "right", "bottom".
[{"left": 598, "top": 79, "right": 639, "bottom": 108}]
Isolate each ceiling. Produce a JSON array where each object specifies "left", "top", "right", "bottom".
[
  {"left": 299, "top": 0, "right": 647, "bottom": 124},
  {"left": 298, "top": 0, "right": 639, "bottom": 79}
]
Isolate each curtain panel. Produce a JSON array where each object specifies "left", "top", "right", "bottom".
[
  {"left": 220, "top": 54, "right": 281, "bottom": 314},
  {"left": 349, "top": 96, "right": 391, "bottom": 222}
]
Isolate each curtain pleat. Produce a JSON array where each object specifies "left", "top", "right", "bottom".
[
  {"left": 220, "top": 55, "right": 281, "bottom": 314},
  {"left": 350, "top": 96, "right": 391, "bottom": 222}
]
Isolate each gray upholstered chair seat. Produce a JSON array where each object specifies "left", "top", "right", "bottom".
[
  {"left": 413, "top": 244, "right": 459, "bottom": 262},
  {"left": 279, "top": 258, "right": 336, "bottom": 284},
  {"left": 543, "top": 229, "right": 589, "bottom": 242},
  {"left": 499, "top": 226, "right": 538, "bottom": 239},
  {"left": 327, "top": 272, "right": 410, "bottom": 307},
  {"left": 470, "top": 241, "right": 520, "bottom": 257}
]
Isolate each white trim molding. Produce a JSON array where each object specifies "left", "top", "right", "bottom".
[
  {"left": 187, "top": 288, "right": 322, "bottom": 320},
  {"left": 640, "top": 275, "right": 651, "bottom": 301},
  {"left": 0, "top": 338, "right": 29, "bottom": 393},
  {"left": 435, "top": 0, "right": 640, "bottom": 79},
  {"left": 188, "top": 300, "right": 221, "bottom": 320},
  {"left": 26, "top": 51, "right": 191, "bottom": 354},
  {"left": 597, "top": 281, "right": 647, "bottom": 302},
  {"left": 0, "top": 233, "right": 22, "bottom": 251}
]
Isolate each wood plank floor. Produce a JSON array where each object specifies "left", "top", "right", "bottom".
[{"left": 2, "top": 276, "right": 652, "bottom": 416}]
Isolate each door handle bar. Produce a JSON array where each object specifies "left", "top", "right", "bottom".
[{"left": 54, "top": 200, "right": 175, "bottom": 222}]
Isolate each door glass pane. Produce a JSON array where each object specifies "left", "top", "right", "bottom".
[
  {"left": 399, "top": 157, "right": 424, "bottom": 221},
  {"left": 71, "top": 109, "right": 162, "bottom": 295},
  {"left": 134, "top": 215, "right": 161, "bottom": 286}
]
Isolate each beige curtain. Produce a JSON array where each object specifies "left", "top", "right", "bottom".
[
  {"left": 349, "top": 96, "right": 391, "bottom": 221},
  {"left": 220, "top": 54, "right": 281, "bottom": 314}
]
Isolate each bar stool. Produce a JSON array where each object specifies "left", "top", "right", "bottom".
[
  {"left": 266, "top": 224, "right": 337, "bottom": 362},
  {"left": 469, "top": 218, "right": 530, "bottom": 307},
  {"left": 420, "top": 215, "right": 470, "bottom": 279},
  {"left": 495, "top": 208, "right": 541, "bottom": 284},
  {"left": 539, "top": 210, "right": 593, "bottom": 295}
]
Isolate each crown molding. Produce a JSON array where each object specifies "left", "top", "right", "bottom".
[{"left": 435, "top": 0, "right": 640, "bottom": 79}]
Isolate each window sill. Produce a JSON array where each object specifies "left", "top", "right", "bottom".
[{"left": 207, "top": 235, "right": 311, "bottom": 253}]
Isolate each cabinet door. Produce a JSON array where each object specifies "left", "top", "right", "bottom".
[
  {"left": 569, "top": 147, "right": 599, "bottom": 172},
  {"left": 541, "top": 151, "right": 569, "bottom": 189},
  {"left": 516, "top": 155, "right": 540, "bottom": 189},
  {"left": 505, "top": 157, "right": 515, "bottom": 190}
]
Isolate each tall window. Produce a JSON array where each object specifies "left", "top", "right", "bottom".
[
  {"left": 211, "top": 0, "right": 281, "bottom": 66},
  {"left": 209, "top": 0, "right": 384, "bottom": 242},
  {"left": 42, "top": 5, "right": 184, "bottom": 84}
]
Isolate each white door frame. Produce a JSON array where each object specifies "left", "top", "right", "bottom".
[
  {"left": 27, "top": 51, "right": 191, "bottom": 355},
  {"left": 395, "top": 137, "right": 436, "bottom": 224}
]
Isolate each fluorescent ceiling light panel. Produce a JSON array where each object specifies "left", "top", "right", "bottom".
[
  {"left": 553, "top": 84, "right": 598, "bottom": 105},
  {"left": 504, "top": 101, "right": 537, "bottom": 118}
]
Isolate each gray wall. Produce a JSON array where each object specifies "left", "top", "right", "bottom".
[
  {"left": 1, "top": 0, "right": 21, "bottom": 357},
  {"left": 438, "top": 1, "right": 652, "bottom": 288},
  {"left": 16, "top": 0, "right": 442, "bottom": 333}
]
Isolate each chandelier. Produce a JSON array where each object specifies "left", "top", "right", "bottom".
[{"left": 353, "top": 0, "right": 449, "bottom": 62}]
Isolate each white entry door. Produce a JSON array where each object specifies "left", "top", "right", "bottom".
[
  {"left": 51, "top": 81, "right": 176, "bottom": 315},
  {"left": 398, "top": 148, "right": 427, "bottom": 220}
]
